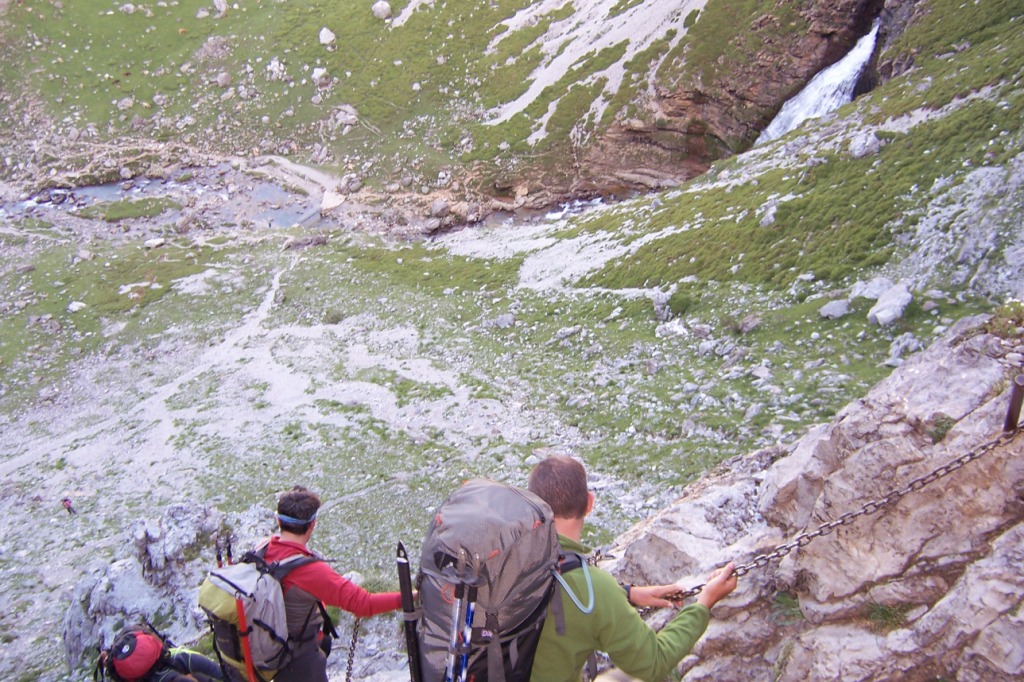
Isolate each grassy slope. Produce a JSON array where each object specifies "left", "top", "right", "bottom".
[
  {"left": 0, "top": 0, "right": 832, "bottom": 189},
  {"left": 0, "top": 0, "right": 548, "bottom": 181}
]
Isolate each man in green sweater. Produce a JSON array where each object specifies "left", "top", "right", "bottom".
[{"left": 528, "top": 456, "right": 737, "bottom": 682}]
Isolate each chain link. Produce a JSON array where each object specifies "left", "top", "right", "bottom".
[
  {"left": 660, "top": 428, "right": 1020, "bottom": 603},
  {"left": 345, "top": 617, "right": 361, "bottom": 682}
]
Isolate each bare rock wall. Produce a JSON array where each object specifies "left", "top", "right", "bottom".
[{"left": 603, "top": 315, "right": 1024, "bottom": 680}]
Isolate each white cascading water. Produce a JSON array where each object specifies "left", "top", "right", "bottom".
[{"left": 756, "top": 20, "right": 880, "bottom": 145}]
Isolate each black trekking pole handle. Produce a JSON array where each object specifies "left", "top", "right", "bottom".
[{"left": 398, "top": 542, "right": 424, "bottom": 682}]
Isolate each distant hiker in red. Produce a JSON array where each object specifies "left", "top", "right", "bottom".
[
  {"left": 264, "top": 486, "right": 403, "bottom": 682},
  {"left": 62, "top": 497, "right": 77, "bottom": 514}
]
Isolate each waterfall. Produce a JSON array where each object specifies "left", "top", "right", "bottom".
[{"left": 756, "top": 20, "right": 880, "bottom": 145}]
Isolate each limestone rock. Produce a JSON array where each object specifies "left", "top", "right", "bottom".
[
  {"left": 851, "top": 276, "right": 893, "bottom": 300},
  {"left": 430, "top": 198, "right": 449, "bottom": 218},
  {"left": 63, "top": 504, "right": 225, "bottom": 671},
  {"left": 372, "top": 1, "right": 393, "bottom": 20},
  {"left": 312, "top": 67, "right": 331, "bottom": 88},
  {"left": 867, "top": 280, "right": 913, "bottom": 326},
  {"left": 738, "top": 314, "right": 762, "bottom": 334},
  {"left": 321, "top": 188, "right": 345, "bottom": 213},
  {"left": 818, "top": 299, "right": 850, "bottom": 319},
  {"left": 849, "top": 130, "right": 883, "bottom": 158},
  {"left": 601, "top": 315, "right": 1024, "bottom": 680},
  {"left": 266, "top": 57, "right": 287, "bottom": 82}
]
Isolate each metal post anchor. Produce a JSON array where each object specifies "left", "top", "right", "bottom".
[{"left": 1004, "top": 374, "right": 1024, "bottom": 432}]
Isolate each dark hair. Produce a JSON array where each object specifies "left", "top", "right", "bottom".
[
  {"left": 277, "top": 486, "right": 322, "bottom": 534},
  {"left": 528, "top": 456, "right": 589, "bottom": 519}
]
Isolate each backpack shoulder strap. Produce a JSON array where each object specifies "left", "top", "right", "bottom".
[
  {"left": 550, "top": 552, "right": 599, "bottom": 680},
  {"left": 250, "top": 547, "right": 336, "bottom": 636},
  {"left": 316, "top": 601, "right": 339, "bottom": 639},
  {"left": 558, "top": 553, "right": 584, "bottom": 574},
  {"left": 244, "top": 544, "right": 321, "bottom": 581},
  {"left": 550, "top": 551, "right": 595, "bottom": 637},
  {"left": 552, "top": 552, "right": 594, "bottom": 615},
  {"left": 268, "top": 553, "right": 320, "bottom": 581}
]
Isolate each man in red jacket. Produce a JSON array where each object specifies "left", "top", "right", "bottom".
[{"left": 263, "top": 486, "right": 402, "bottom": 682}]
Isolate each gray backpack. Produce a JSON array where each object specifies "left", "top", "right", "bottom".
[
  {"left": 415, "top": 478, "right": 592, "bottom": 682},
  {"left": 198, "top": 546, "right": 333, "bottom": 681}
]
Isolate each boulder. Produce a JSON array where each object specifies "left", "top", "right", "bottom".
[
  {"left": 738, "top": 314, "right": 762, "bottom": 334},
  {"left": 372, "top": 1, "right": 393, "bottom": 20},
  {"left": 867, "top": 280, "right": 913, "bottom": 326},
  {"left": 850, "top": 276, "right": 893, "bottom": 300},
  {"left": 430, "top": 198, "right": 450, "bottom": 218},
  {"left": 885, "top": 331, "right": 922, "bottom": 366},
  {"left": 818, "top": 299, "right": 849, "bottom": 319},
  {"left": 849, "top": 130, "right": 883, "bottom": 158},
  {"left": 312, "top": 67, "right": 331, "bottom": 88}
]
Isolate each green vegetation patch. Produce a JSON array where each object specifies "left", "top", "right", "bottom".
[
  {"left": 0, "top": 0, "right": 565, "bottom": 182},
  {"left": 580, "top": 155, "right": 895, "bottom": 291},
  {"left": 0, "top": 236, "right": 268, "bottom": 415},
  {"left": 866, "top": 601, "right": 911, "bottom": 632},
  {"left": 76, "top": 197, "right": 182, "bottom": 222},
  {"left": 927, "top": 413, "right": 956, "bottom": 444},
  {"left": 609, "top": 0, "right": 646, "bottom": 19},
  {"left": 769, "top": 591, "right": 804, "bottom": 625},
  {"left": 263, "top": 236, "right": 522, "bottom": 331},
  {"left": 983, "top": 300, "right": 1024, "bottom": 340},
  {"left": 869, "top": 0, "right": 1024, "bottom": 120},
  {"left": 887, "top": 0, "right": 1023, "bottom": 68}
]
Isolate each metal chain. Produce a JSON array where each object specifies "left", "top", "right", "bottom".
[
  {"left": 345, "top": 617, "right": 361, "bottom": 682},
  {"left": 662, "top": 427, "right": 1021, "bottom": 603}
]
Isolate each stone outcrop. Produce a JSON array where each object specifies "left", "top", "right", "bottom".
[
  {"left": 62, "top": 504, "right": 227, "bottom": 672},
  {"left": 603, "top": 315, "right": 1024, "bottom": 680}
]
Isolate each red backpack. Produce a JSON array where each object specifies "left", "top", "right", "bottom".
[{"left": 94, "top": 624, "right": 170, "bottom": 682}]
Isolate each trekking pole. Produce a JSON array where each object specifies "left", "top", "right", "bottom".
[
  {"left": 444, "top": 581, "right": 465, "bottom": 682},
  {"left": 1004, "top": 374, "right": 1024, "bottom": 432},
  {"left": 397, "top": 542, "right": 424, "bottom": 682},
  {"left": 234, "top": 599, "right": 259, "bottom": 682},
  {"left": 444, "top": 550, "right": 467, "bottom": 682},
  {"left": 457, "top": 583, "right": 477, "bottom": 682}
]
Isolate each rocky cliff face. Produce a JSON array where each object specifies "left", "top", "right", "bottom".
[
  {"left": 603, "top": 315, "right": 1024, "bottom": 680},
  {"left": 557, "top": 0, "right": 894, "bottom": 204}
]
